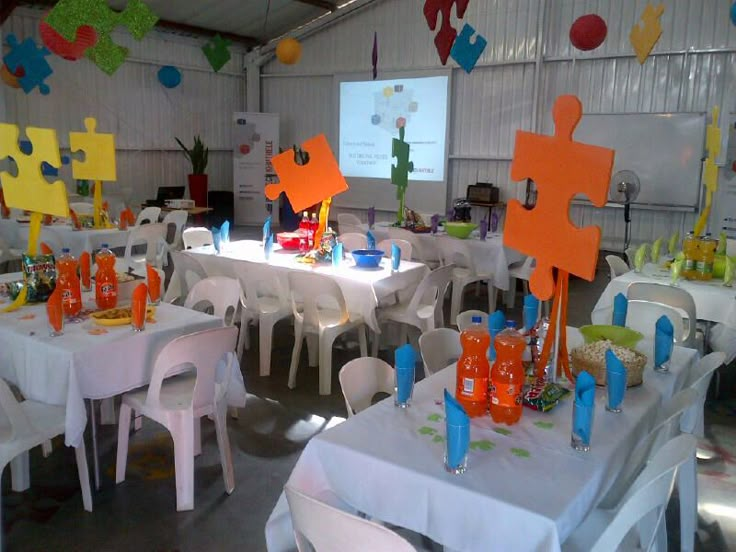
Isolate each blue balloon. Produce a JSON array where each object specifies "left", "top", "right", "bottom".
[
  {"left": 158, "top": 65, "right": 181, "bottom": 88},
  {"left": 732, "top": 1, "right": 736, "bottom": 26}
]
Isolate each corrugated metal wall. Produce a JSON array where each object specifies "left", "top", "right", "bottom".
[
  {"left": 262, "top": 0, "right": 736, "bottom": 249},
  {"left": 2, "top": 8, "right": 246, "bottom": 207}
]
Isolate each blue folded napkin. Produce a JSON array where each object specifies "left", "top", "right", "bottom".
[
  {"left": 220, "top": 220, "right": 230, "bottom": 243},
  {"left": 479, "top": 218, "right": 488, "bottom": 241},
  {"left": 367, "top": 230, "right": 376, "bottom": 250},
  {"left": 395, "top": 344, "right": 416, "bottom": 404},
  {"left": 264, "top": 233, "right": 274, "bottom": 260},
  {"left": 391, "top": 243, "right": 401, "bottom": 271},
  {"left": 573, "top": 370, "right": 596, "bottom": 444},
  {"left": 612, "top": 293, "right": 628, "bottom": 327},
  {"left": 444, "top": 389, "right": 470, "bottom": 469},
  {"left": 332, "top": 242, "right": 343, "bottom": 267},
  {"left": 605, "top": 349, "right": 627, "bottom": 409},
  {"left": 488, "top": 310, "right": 506, "bottom": 361},
  {"left": 263, "top": 216, "right": 272, "bottom": 244},
  {"left": 654, "top": 315, "right": 674, "bottom": 367},
  {"left": 211, "top": 227, "right": 221, "bottom": 253},
  {"left": 367, "top": 206, "right": 375, "bottom": 229},
  {"left": 430, "top": 214, "right": 440, "bottom": 234},
  {"left": 523, "top": 294, "right": 540, "bottom": 331}
]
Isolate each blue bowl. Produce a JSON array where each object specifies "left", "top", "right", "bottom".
[{"left": 351, "top": 249, "right": 385, "bottom": 268}]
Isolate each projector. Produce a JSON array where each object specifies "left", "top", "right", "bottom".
[{"left": 165, "top": 199, "right": 195, "bottom": 209}]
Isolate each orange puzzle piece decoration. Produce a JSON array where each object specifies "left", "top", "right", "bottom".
[{"left": 265, "top": 134, "right": 348, "bottom": 214}]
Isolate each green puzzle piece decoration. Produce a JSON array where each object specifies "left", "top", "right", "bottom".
[
  {"left": 534, "top": 421, "right": 554, "bottom": 430},
  {"left": 391, "top": 126, "right": 414, "bottom": 225},
  {"left": 427, "top": 413, "right": 442, "bottom": 422},
  {"left": 418, "top": 426, "right": 437, "bottom": 435},
  {"left": 202, "top": 34, "right": 232, "bottom": 72},
  {"left": 45, "top": 0, "right": 158, "bottom": 75},
  {"left": 493, "top": 427, "right": 512, "bottom": 436},
  {"left": 511, "top": 448, "right": 531, "bottom": 458},
  {"left": 432, "top": 435, "right": 445, "bottom": 444},
  {"left": 470, "top": 440, "right": 495, "bottom": 451}
]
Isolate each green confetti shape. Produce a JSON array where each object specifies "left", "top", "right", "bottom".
[
  {"left": 511, "top": 448, "right": 531, "bottom": 458},
  {"left": 534, "top": 421, "right": 554, "bottom": 430},
  {"left": 470, "top": 440, "right": 495, "bottom": 451},
  {"left": 427, "top": 413, "right": 442, "bottom": 422},
  {"left": 493, "top": 427, "right": 512, "bottom": 436},
  {"left": 432, "top": 435, "right": 445, "bottom": 444},
  {"left": 418, "top": 426, "right": 437, "bottom": 435}
]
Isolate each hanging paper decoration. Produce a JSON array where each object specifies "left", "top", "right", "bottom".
[
  {"left": 392, "top": 126, "right": 414, "bottom": 225},
  {"left": 3, "top": 35, "right": 53, "bottom": 95},
  {"left": 372, "top": 32, "right": 378, "bottom": 80},
  {"left": 157, "top": 65, "right": 181, "bottom": 88},
  {"left": 450, "top": 23, "right": 487, "bottom": 73},
  {"left": 731, "top": 1, "right": 736, "bottom": 26},
  {"left": 630, "top": 3, "right": 664, "bottom": 64},
  {"left": 39, "top": 21, "right": 97, "bottom": 61},
  {"left": 44, "top": 0, "right": 158, "bottom": 75},
  {"left": 569, "top": 14, "right": 607, "bottom": 51},
  {"left": 202, "top": 34, "right": 232, "bottom": 72},
  {"left": 423, "top": 1, "right": 487, "bottom": 73},
  {"left": 694, "top": 106, "right": 721, "bottom": 236},
  {"left": 276, "top": 37, "right": 302, "bottom": 65},
  {"left": 0, "top": 64, "right": 23, "bottom": 89}
]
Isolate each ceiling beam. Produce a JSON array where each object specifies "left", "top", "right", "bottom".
[
  {"left": 0, "top": 0, "right": 20, "bottom": 25},
  {"left": 294, "top": 0, "right": 337, "bottom": 12}
]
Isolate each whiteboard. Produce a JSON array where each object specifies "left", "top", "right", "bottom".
[{"left": 573, "top": 113, "right": 706, "bottom": 209}]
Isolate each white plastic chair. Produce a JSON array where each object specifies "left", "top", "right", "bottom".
[
  {"left": 682, "top": 352, "right": 726, "bottom": 436},
  {"left": 119, "top": 222, "right": 168, "bottom": 276},
  {"left": 376, "top": 238, "right": 412, "bottom": 261},
  {"left": 337, "top": 213, "right": 363, "bottom": 235},
  {"left": 135, "top": 206, "right": 161, "bottom": 226},
  {"left": 625, "top": 300, "right": 686, "bottom": 344},
  {"left": 339, "top": 233, "right": 368, "bottom": 252},
  {"left": 625, "top": 246, "right": 637, "bottom": 269},
  {"left": 418, "top": 327, "right": 461, "bottom": 377},
  {"left": 606, "top": 254, "right": 630, "bottom": 280},
  {"left": 162, "top": 209, "right": 189, "bottom": 251},
  {"left": 115, "top": 326, "right": 238, "bottom": 511},
  {"left": 726, "top": 238, "right": 736, "bottom": 256},
  {"left": 456, "top": 309, "right": 488, "bottom": 331},
  {"left": 708, "top": 323, "right": 736, "bottom": 365},
  {"left": 182, "top": 227, "right": 214, "bottom": 250},
  {"left": 287, "top": 273, "right": 368, "bottom": 395},
  {"left": 371, "top": 265, "right": 454, "bottom": 355},
  {"left": 627, "top": 283, "right": 698, "bottom": 349},
  {"left": 505, "top": 256, "right": 534, "bottom": 309},
  {"left": 0, "top": 377, "right": 92, "bottom": 548},
  {"left": 387, "top": 226, "right": 437, "bottom": 266},
  {"left": 69, "top": 202, "right": 94, "bottom": 215},
  {"left": 284, "top": 485, "right": 416, "bottom": 552},
  {"left": 184, "top": 276, "right": 242, "bottom": 327},
  {"left": 563, "top": 434, "right": 697, "bottom": 552},
  {"left": 166, "top": 250, "right": 208, "bottom": 303},
  {"left": 338, "top": 357, "right": 395, "bottom": 417}
]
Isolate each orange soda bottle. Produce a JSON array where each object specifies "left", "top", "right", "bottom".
[
  {"left": 56, "top": 248, "right": 82, "bottom": 317},
  {"left": 95, "top": 243, "right": 118, "bottom": 309},
  {"left": 489, "top": 321, "right": 526, "bottom": 425},
  {"left": 455, "top": 315, "right": 490, "bottom": 417}
]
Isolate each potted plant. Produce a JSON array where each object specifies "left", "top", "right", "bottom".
[{"left": 175, "top": 135, "right": 209, "bottom": 207}]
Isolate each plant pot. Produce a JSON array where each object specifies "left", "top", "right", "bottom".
[{"left": 188, "top": 174, "right": 208, "bottom": 207}]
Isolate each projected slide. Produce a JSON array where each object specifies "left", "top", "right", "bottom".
[{"left": 339, "top": 75, "right": 448, "bottom": 181}]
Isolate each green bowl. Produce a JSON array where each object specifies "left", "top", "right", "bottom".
[
  {"left": 444, "top": 222, "right": 477, "bottom": 239},
  {"left": 579, "top": 325, "right": 644, "bottom": 349}
]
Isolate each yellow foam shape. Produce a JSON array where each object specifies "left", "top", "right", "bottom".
[
  {"left": 0, "top": 124, "right": 69, "bottom": 218},
  {"left": 630, "top": 3, "right": 664, "bottom": 65},
  {"left": 1, "top": 285, "right": 26, "bottom": 313},
  {"left": 694, "top": 106, "right": 721, "bottom": 236},
  {"left": 69, "top": 117, "right": 117, "bottom": 182}
]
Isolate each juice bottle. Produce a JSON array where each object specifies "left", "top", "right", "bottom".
[
  {"left": 489, "top": 321, "right": 526, "bottom": 425},
  {"left": 309, "top": 212, "right": 319, "bottom": 249},
  {"left": 298, "top": 211, "right": 310, "bottom": 253},
  {"left": 56, "top": 248, "right": 82, "bottom": 317},
  {"left": 682, "top": 232, "right": 697, "bottom": 279},
  {"left": 95, "top": 243, "right": 118, "bottom": 309},
  {"left": 697, "top": 235, "right": 717, "bottom": 281},
  {"left": 455, "top": 316, "right": 490, "bottom": 417}
]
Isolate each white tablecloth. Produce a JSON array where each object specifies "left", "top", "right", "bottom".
[
  {"left": 592, "top": 263, "right": 736, "bottom": 328},
  {"left": 265, "top": 335, "right": 697, "bottom": 552},
  {"left": 185, "top": 240, "right": 429, "bottom": 331},
  {"left": 53, "top": 226, "right": 131, "bottom": 257},
  {"left": 0, "top": 290, "right": 244, "bottom": 448}
]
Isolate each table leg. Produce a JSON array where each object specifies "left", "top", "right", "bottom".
[{"left": 89, "top": 399, "right": 101, "bottom": 490}]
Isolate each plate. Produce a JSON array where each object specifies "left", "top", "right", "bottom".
[{"left": 91, "top": 305, "right": 156, "bottom": 326}]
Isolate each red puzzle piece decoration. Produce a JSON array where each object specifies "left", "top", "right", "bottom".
[
  {"left": 39, "top": 21, "right": 97, "bottom": 61},
  {"left": 423, "top": 0, "right": 470, "bottom": 65},
  {"left": 504, "top": 95, "right": 615, "bottom": 300}
]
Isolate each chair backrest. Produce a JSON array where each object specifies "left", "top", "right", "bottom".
[
  {"left": 0, "top": 377, "right": 36, "bottom": 443},
  {"left": 681, "top": 352, "right": 725, "bottom": 434},
  {"left": 338, "top": 233, "right": 368, "bottom": 252},
  {"left": 626, "top": 283, "right": 697, "bottom": 348},
  {"left": 146, "top": 326, "right": 238, "bottom": 412},
  {"left": 182, "top": 227, "right": 213, "bottom": 250},
  {"left": 337, "top": 213, "right": 363, "bottom": 234},
  {"left": 288, "top": 272, "right": 349, "bottom": 330},
  {"left": 588, "top": 434, "right": 696, "bottom": 552},
  {"left": 222, "top": 261, "right": 289, "bottom": 315},
  {"left": 136, "top": 206, "right": 161, "bottom": 226},
  {"left": 387, "top": 227, "right": 430, "bottom": 263},
  {"left": 338, "top": 357, "right": 395, "bottom": 416},
  {"left": 167, "top": 251, "right": 208, "bottom": 303},
  {"left": 184, "top": 276, "right": 242, "bottom": 326},
  {"left": 69, "top": 202, "right": 94, "bottom": 215},
  {"left": 407, "top": 264, "right": 454, "bottom": 314},
  {"left": 625, "top": 300, "right": 686, "bottom": 344},
  {"left": 456, "top": 310, "right": 488, "bottom": 331},
  {"left": 605, "top": 255, "right": 630, "bottom": 280},
  {"left": 162, "top": 210, "right": 189, "bottom": 250},
  {"left": 376, "top": 238, "right": 412, "bottom": 261},
  {"left": 509, "top": 256, "right": 535, "bottom": 279},
  {"left": 284, "top": 486, "right": 416, "bottom": 552},
  {"left": 123, "top": 222, "right": 168, "bottom": 270},
  {"left": 435, "top": 236, "right": 476, "bottom": 273},
  {"left": 419, "top": 328, "right": 461, "bottom": 377},
  {"left": 727, "top": 238, "right": 736, "bottom": 257},
  {"left": 624, "top": 246, "right": 637, "bottom": 269}
]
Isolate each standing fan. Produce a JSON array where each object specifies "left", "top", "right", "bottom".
[{"left": 608, "top": 170, "right": 641, "bottom": 253}]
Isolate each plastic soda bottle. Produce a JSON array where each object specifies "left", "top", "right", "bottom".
[
  {"left": 455, "top": 316, "right": 490, "bottom": 417},
  {"left": 682, "top": 232, "right": 697, "bottom": 279},
  {"left": 56, "top": 248, "right": 82, "bottom": 317},
  {"left": 697, "top": 234, "right": 717, "bottom": 281},
  {"left": 298, "top": 211, "right": 310, "bottom": 253},
  {"left": 489, "top": 321, "right": 526, "bottom": 425},
  {"left": 309, "top": 212, "right": 319, "bottom": 249},
  {"left": 95, "top": 243, "right": 118, "bottom": 309}
]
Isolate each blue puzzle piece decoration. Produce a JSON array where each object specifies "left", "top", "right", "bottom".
[
  {"left": 18, "top": 140, "right": 68, "bottom": 175},
  {"left": 4, "top": 34, "right": 53, "bottom": 95},
  {"left": 450, "top": 23, "right": 487, "bottom": 74}
]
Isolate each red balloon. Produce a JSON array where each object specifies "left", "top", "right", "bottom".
[{"left": 569, "top": 14, "right": 607, "bottom": 51}]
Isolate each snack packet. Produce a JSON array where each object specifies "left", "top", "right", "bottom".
[
  {"left": 22, "top": 253, "right": 57, "bottom": 302},
  {"left": 523, "top": 379, "right": 570, "bottom": 412}
]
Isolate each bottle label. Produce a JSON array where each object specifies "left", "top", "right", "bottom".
[
  {"left": 459, "top": 376, "right": 487, "bottom": 401},
  {"left": 101, "top": 283, "right": 116, "bottom": 297},
  {"left": 684, "top": 259, "right": 695, "bottom": 271},
  {"left": 61, "top": 289, "right": 78, "bottom": 304},
  {"left": 490, "top": 382, "right": 522, "bottom": 407},
  {"left": 696, "top": 261, "right": 713, "bottom": 274}
]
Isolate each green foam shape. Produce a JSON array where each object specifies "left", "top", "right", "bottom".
[
  {"left": 511, "top": 448, "right": 531, "bottom": 458},
  {"left": 534, "top": 421, "right": 554, "bottom": 430},
  {"left": 493, "top": 427, "right": 512, "bottom": 436},
  {"left": 418, "top": 426, "right": 437, "bottom": 435},
  {"left": 432, "top": 435, "right": 445, "bottom": 444},
  {"left": 202, "top": 34, "right": 232, "bottom": 72},
  {"left": 470, "top": 440, "right": 495, "bottom": 451},
  {"left": 427, "top": 413, "right": 442, "bottom": 422},
  {"left": 391, "top": 126, "right": 414, "bottom": 223}
]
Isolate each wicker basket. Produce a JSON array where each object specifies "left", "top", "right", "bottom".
[{"left": 570, "top": 343, "right": 647, "bottom": 387}]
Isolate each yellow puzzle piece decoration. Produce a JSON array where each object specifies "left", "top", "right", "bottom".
[
  {"left": 70, "top": 117, "right": 117, "bottom": 228},
  {"left": 0, "top": 123, "right": 69, "bottom": 312},
  {"left": 694, "top": 106, "right": 721, "bottom": 236},
  {"left": 630, "top": 3, "right": 664, "bottom": 64}
]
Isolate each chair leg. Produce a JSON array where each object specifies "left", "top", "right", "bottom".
[
  {"left": 358, "top": 326, "right": 368, "bottom": 357},
  {"left": 259, "top": 316, "right": 275, "bottom": 376},
  {"left": 288, "top": 323, "right": 304, "bottom": 389},
  {"left": 505, "top": 277, "right": 518, "bottom": 308},
  {"left": 236, "top": 312, "right": 249, "bottom": 359},
  {"left": 115, "top": 403, "right": 133, "bottom": 484},
  {"left": 399, "top": 324, "right": 408, "bottom": 345},
  {"left": 133, "top": 413, "right": 143, "bottom": 431},
  {"left": 193, "top": 416, "right": 202, "bottom": 457},
  {"left": 306, "top": 335, "right": 319, "bottom": 367},
  {"left": 487, "top": 283, "right": 497, "bottom": 313},
  {"left": 171, "top": 417, "right": 195, "bottom": 511},
  {"left": 41, "top": 440, "right": 52, "bottom": 458},
  {"left": 228, "top": 406, "right": 239, "bottom": 419},
  {"left": 74, "top": 439, "right": 93, "bottom": 512},
  {"left": 10, "top": 451, "right": 30, "bottom": 492},
  {"left": 318, "top": 333, "right": 336, "bottom": 396},
  {"left": 678, "top": 454, "right": 697, "bottom": 552},
  {"left": 213, "top": 404, "right": 235, "bottom": 495},
  {"left": 370, "top": 327, "right": 380, "bottom": 357},
  {"left": 100, "top": 397, "right": 116, "bottom": 425},
  {"left": 450, "top": 281, "right": 464, "bottom": 325},
  {"left": 522, "top": 279, "right": 529, "bottom": 297}
]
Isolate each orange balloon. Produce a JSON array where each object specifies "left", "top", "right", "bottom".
[{"left": 276, "top": 38, "right": 302, "bottom": 65}]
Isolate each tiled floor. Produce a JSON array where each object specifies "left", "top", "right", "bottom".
[{"left": 2, "top": 229, "right": 735, "bottom": 551}]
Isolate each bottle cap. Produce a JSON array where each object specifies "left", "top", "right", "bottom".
[
  {"left": 101, "top": 243, "right": 109, "bottom": 248},
  {"left": 505, "top": 320, "right": 517, "bottom": 328},
  {"left": 471, "top": 316, "right": 482, "bottom": 324},
  {"left": 62, "top": 248, "right": 70, "bottom": 253}
]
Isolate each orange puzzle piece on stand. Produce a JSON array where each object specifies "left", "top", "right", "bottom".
[
  {"left": 266, "top": 134, "right": 348, "bottom": 214},
  {"left": 504, "top": 95, "right": 615, "bottom": 300}
]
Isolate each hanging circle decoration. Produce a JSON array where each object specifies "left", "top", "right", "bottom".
[
  {"left": 569, "top": 14, "right": 607, "bottom": 51},
  {"left": 157, "top": 65, "right": 181, "bottom": 88},
  {"left": 0, "top": 64, "right": 23, "bottom": 89},
  {"left": 276, "top": 37, "right": 302, "bottom": 65}
]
